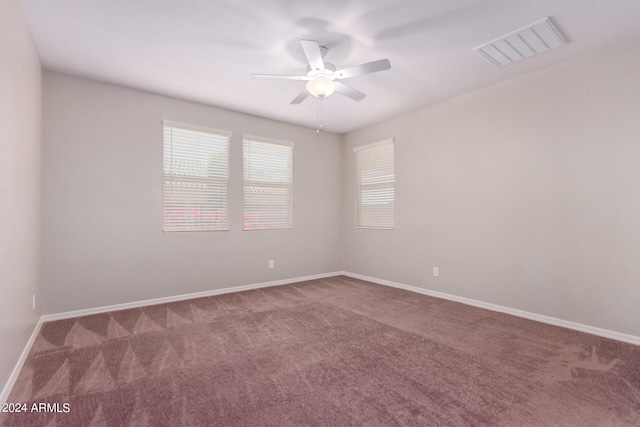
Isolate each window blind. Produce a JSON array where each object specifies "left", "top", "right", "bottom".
[
  {"left": 354, "top": 139, "right": 395, "bottom": 229},
  {"left": 243, "top": 136, "right": 293, "bottom": 230},
  {"left": 163, "top": 121, "right": 231, "bottom": 231}
]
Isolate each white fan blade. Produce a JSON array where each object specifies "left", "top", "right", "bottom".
[
  {"left": 334, "top": 82, "right": 366, "bottom": 101},
  {"left": 251, "top": 74, "right": 310, "bottom": 80},
  {"left": 335, "top": 59, "right": 391, "bottom": 79},
  {"left": 300, "top": 40, "right": 325, "bottom": 71},
  {"left": 290, "top": 90, "right": 310, "bottom": 104}
]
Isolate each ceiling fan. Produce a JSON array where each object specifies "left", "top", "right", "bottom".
[{"left": 251, "top": 40, "right": 391, "bottom": 104}]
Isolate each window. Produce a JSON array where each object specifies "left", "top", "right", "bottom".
[
  {"left": 163, "top": 121, "right": 230, "bottom": 231},
  {"left": 355, "top": 139, "right": 395, "bottom": 229},
  {"left": 243, "top": 135, "right": 293, "bottom": 230}
]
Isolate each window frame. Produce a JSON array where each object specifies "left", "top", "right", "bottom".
[
  {"left": 354, "top": 138, "right": 395, "bottom": 230},
  {"left": 242, "top": 135, "right": 294, "bottom": 231},
  {"left": 162, "top": 120, "right": 231, "bottom": 232}
]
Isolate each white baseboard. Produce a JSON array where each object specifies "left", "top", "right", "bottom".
[
  {"left": 41, "top": 272, "right": 342, "bottom": 322},
  {"left": 1, "top": 318, "right": 43, "bottom": 405},
  {"left": 340, "top": 271, "right": 640, "bottom": 346}
]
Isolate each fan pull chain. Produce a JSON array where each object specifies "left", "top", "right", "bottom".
[{"left": 316, "top": 98, "right": 323, "bottom": 137}]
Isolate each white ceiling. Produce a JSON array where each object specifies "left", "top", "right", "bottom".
[{"left": 20, "top": 0, "right": 640, "bottom": 134}]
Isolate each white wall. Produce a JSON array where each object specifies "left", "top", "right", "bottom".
[
  {"left": 42, "top": 72, "right": 342, "bottom": 314},
  {"left": 343, "top": 38, "right": 640, "bottom": 337},
  {"left": 0, "top": 0, "right": 42, "bottom": 396}
]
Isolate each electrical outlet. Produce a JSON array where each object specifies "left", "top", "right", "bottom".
[
  {"left": 32, "top": 294, "right": 36, "bottom": 310},
  {"left": 269, "top": 260, "right": 275, "bottom": 269},
  {"left": 433, "top": 267, "right": 439, "bottom": 277}
]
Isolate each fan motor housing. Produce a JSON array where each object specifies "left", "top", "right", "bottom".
[{"left": 306, "top": 62, "right": 336, "bottom": 78}]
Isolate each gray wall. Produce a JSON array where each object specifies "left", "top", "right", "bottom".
[
  {"left": 0, "top": 0, "right": 42, "bottom": 396},
  {"left": 42, "top": 72, "right": 343, "bottom": 314},
  {"left": 15, "top": 18, "right": 640, "bottom": 371},
  {"left": 343, "top": 38, "right": 640, "bottom": 337}
]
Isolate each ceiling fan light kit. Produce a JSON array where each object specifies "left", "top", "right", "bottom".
[{"left": 306, "top": 77, "right": 336, "bottom": 98}]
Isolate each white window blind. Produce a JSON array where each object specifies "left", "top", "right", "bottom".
[
  {"left": 354, "top": 139, "right": 395, "bottom": 229},
  {"left": 163, "top": 121, "right": 231, "bottom": 232},
  {"left": 243, "top": 136, "right": 293, "bottom": 230}
]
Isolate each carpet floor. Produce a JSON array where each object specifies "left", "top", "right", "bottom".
[{"left": 1, "top": 276, "right": 639, "bottom": 426}]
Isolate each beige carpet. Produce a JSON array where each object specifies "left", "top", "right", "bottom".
[{"left": 1, "top": 276, "right": 639, "bottom": 426}]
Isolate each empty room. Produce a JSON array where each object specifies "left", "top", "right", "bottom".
[{"left": 2, "top": 0, "right": 640, "bottom": 425}]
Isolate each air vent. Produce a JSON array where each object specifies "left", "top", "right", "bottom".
[{"left": 474, "top": 18, "right": 566, "bottom": 67}]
